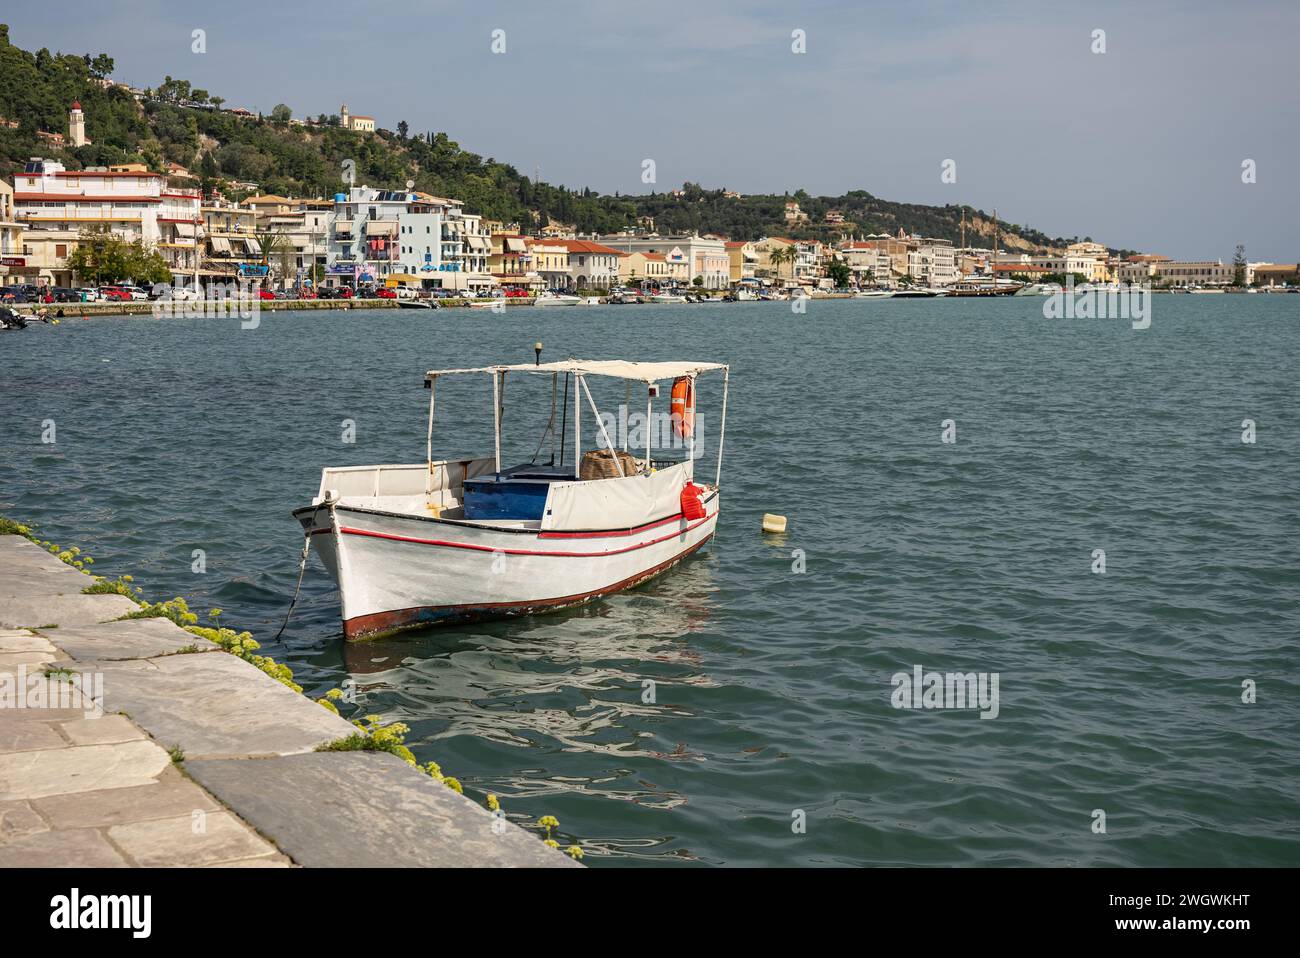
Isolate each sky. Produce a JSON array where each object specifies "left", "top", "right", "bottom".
[{"left": 6, "top": 0, "right": 1297, "bottom": 260}]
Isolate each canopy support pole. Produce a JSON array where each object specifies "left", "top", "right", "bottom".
[
  {"left": 550, "top": 372, "right": 558, "bottom": 465},
  {"left": 715, "top": 367, "right": 729, "bottom": 487},
  {"left": 573, "top": 373, "right": 582, "bottom": 479},
  {"left": 425, "top": 376, "right": 436, "bottom": 494},
  {"left": 646, "top": 386, "right": 653, "bottom": 475},
  {"left": 491, "top": 370, "right": 501, "bottom": 474},
  {"left": 688, "top": 374, "right": 697, "bottom": 475},
  {"left": 581, "top": 376, "right": 625, "bottom": 478},
  {"left": 623, "top": 380, "right": 630, "bottom": 452}
]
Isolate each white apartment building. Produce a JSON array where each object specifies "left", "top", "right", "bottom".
[
  {"left": 907, "top": 240, "right": 959, "bottom": 287},
  {"left": 327, "top": 187, "right": 491, "bottom": 290},
  {"left": 597, "top": 233, "right": 729, "bottom": 288},
  {"left": 13, "top": 158, "right": 202, "bottom": 283}
]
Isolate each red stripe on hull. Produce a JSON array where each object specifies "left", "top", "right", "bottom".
[
  {"left": 342, "top": 534, "right": 713, "bottom": 640},
  {"left": 336, "top": 513, "right": 714, "bottom": 558}
]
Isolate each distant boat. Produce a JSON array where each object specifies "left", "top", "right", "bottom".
[
  {"left": 948, "top": 277, "right": 1023, "bottom": 297},
  {"left": 469, "top": 298, "right": 507, "bottom": 309},
  {"left": 398, "top": 299, "right": 436, "bottom": 309},
  {"left": 891, "top": 288, "right": 939, "bottom": 299},
  {"left": 1014, "top": 283, "right": 1061, "bottom": 296},
  {"left": 534, "top": 291, "right": 582, "bottom": 307},
  {"left": 854, "top": 289, "right": 895, "bottom": 299},
  {"left": 650, "top": 292, "right": 688, "bottom": 304}
]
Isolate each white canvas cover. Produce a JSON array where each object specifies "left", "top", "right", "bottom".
[
  {"left": 541, "top": 461, "right": 693, "bottom": 532},
  {"left": 425, "top": 359, "right": 727, "bottom": 384}
]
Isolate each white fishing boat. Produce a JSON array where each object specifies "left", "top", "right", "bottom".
[
  {"left": 468, "top": 297, "right": 507, "bottom": 309},
  {"left": 650, "top": 291, "right": 688, "bottom": 304},
  {"left": 534, "top": 291, "right": 582, "bottom": 307},
  {"left": 854, "top": 289, "right": 895, "bottom": 299},
  {"left": 294, "top": 359, "right": 729, "bottom": 640}
]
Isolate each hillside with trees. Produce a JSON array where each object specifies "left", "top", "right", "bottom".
[{"left": 0, "top": 24, "right": 1118, "bottom": 254}]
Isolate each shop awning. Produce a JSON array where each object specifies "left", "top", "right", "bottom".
[
  {"left": 504, "top": 237, "right": 526, "bottom": 253},
  {"left": 366, "top": 220, "right": 397, "bottom": 237},
  {"left": 209, "top": 237, "right": 231, "bottom": 254},
  {"left": 333, "top": 221, "right": 353, "bottom": 234},
  {"left": 244, "top": 238, "right": 262, "bottom": 255},
  {"left": 174, "top": 222, "right": 196, "bottom": 238},
  {"left": 465, "top": 235, "right": 489, "bottom": 250}
]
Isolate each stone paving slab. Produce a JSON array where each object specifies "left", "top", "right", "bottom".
[
  {"left": 32, "top": 765, "right": 218, "bottom": 830},
  {"left": 0, "top": 720, "right": 67, "bottom": 754},
  {"left": 0, "top": 800, "right": 47, "bottom": 841},
  {"left": 0, "top": 632, "right": 59, "bottom": 654},
  {"left": 0, "top": 826, "right": 131, "bottom": 867},
  {"left": 186, "top": 751, "right": 579, "bottom": 868},
  {"left": 0, "top": 650, "right": 59, "bottom": 668},
  {"left": 109, "top": 810, "right": 285, "bottom": 867},
  {"left": 60, "top": 715, "right": 145, "bottom": 747},
  {"left": 0, "top": 739, "right": 172, "bottom": 802},
  {"left": 46, "top": 618, "right": 218, "bottom": 662},
  {"left": 84, "top": 652, "right": 359, "bottom": 759},
  {"left": 0, "top": 593, "right": 140, "bottom": 630}
]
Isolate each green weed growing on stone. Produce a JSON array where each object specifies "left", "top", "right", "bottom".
[{"left": 184, "top": 624, "right": 302, "bottom": 693}]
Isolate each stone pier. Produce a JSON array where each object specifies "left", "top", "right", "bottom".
[{"left": 0, "top": 534, "right": 575, "bottom": 868}]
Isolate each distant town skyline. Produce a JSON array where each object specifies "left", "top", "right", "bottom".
[{"left": 4, "top": 0, "right": 1297, "bottom": 260}]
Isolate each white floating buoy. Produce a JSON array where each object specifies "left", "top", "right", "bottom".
[{"left": 762, "top": 513, "right": 787, "bottom": 534}]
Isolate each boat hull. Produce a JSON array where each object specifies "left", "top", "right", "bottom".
[{"left": 295, "top": 493, "right": 719, "bottom": 640}]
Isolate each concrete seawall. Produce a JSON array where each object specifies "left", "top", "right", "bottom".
[{"left": 0, "top": 534, "right": 576, "bottom": 868}]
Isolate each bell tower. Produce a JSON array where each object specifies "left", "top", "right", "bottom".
[
  {"left": 68, "top": 101, "right": 86, "bottom": 147},
  {"left": 340, "top": 103, "right": 350, "bottom": 130}
]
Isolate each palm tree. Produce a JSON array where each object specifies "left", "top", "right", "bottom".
[{"left": 254, "top": 227, "right": 291, "bottom": 288}]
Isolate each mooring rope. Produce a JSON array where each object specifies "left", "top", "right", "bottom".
[{"left": 271, "top": 504, "right": 322, "bottom": 644}]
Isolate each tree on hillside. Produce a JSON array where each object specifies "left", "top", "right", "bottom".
[
  {"left": 270, "top": 103, "right": 292, "bottom": 124},
  {"left": 1233, "top": 244, "right": 1247, "bottom": 286},
  {"left": 397, "top": 120, "right": 409, "bottom": 141}
]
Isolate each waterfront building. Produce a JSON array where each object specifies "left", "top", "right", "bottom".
[
  {"left": 1150, "top": 261, "right": 1233, "bottom": 286},
  {"left": 1251, "top": 264, "right": 1299, "bottom": 287},
  {"left": 242, "top": 195, "right": 333, "bottom": 285},
  {"left": 326, "top": 187, "right": 492, "bottom": 290},
  {"left": 201, "top": 198, "right": 261, "bottom": 282},
  {"left": 906, "top": 239, "right": 959, "bottom": 287},
  {"left": 14, "top": 157, "right": 201, "bottom": 284},
  {"left": 619, "top": 251, "right": 673, "bottom": 285},
  {"left": 839, "top": 242, "right": 894, "bottom": 286},
  {"left": 488, "top": 232, "right": 539, "bottom": 286},
  {"left": 726, "top": 240, "right": 758, "bottom": 284},
  {"left": 543, "top": 239, "right": 624, "bottom": 289},
  {"left": 527, "top": 239, "right": 571, "bottom": 289},
  {"left": 597, "top": 233, "right": 728, "bottom": 288},
  {"left": 0, "top": 179, "right": 25, "bottom": 286}
]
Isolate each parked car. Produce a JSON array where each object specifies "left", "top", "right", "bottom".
[
  {"left": 169, "top": 287, "right": 202, "bottom": 302},
  {"left": 257, "top": 289, "right": 276, "bottom": 301},
  {"left": 375, "top": 287, "right": 397, "bottom": 299},
  {"left": 294, "top": 288, "right": 317, "bottom": 299},
  {"left": 98, "top": 286, "right": 131, "bottom": 302},
  {"left": 116, "top": 285, "right": 150, "bottom": 301},
  {"left": 75, "top": 288, "right": 100, "bottom": 302}
]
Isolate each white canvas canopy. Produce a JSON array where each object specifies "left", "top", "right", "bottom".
[
  {"left": 421, "top": 358, "right": 730, "bottom": 488},
  {"left": 424, "top": 359, "right": 727, "bottom": 383}
]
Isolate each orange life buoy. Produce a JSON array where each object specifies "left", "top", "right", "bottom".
[{"left": 670, "top": 376, "right": 695, "bottom": 439}]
